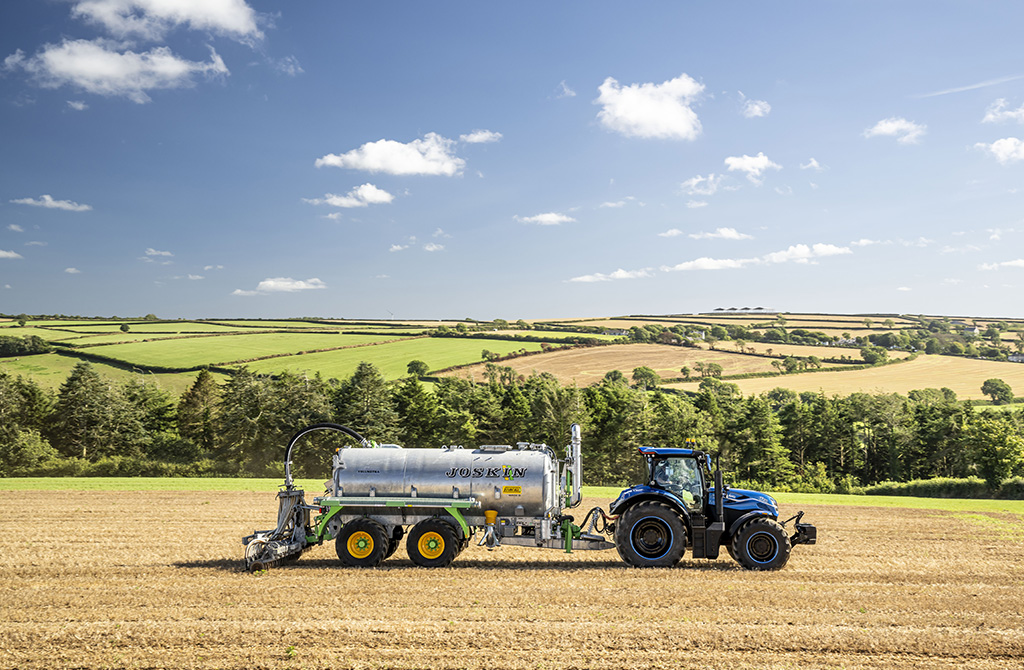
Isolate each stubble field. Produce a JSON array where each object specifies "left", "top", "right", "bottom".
[{"left": 1, "top": 489, "right": 1022, "bottom": 670}]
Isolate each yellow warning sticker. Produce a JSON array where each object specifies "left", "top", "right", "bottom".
[{"left": 502, "top": 486, "right": 522, "bottom": 495}]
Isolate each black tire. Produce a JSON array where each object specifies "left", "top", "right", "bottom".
[
  {"left": 336, "top": 519, "right": 388, "bottom": 567},
  {"left": 730, "top": 517, "right": 792, "bottom": 571},
  {"left": 407, "top": 519, "right": 459, "bottom": 568},
  {"left": 614, "top": 502, "right": 686, "bottom": 567},
  {"left": 384, "top": 525, "right": 405, "bottom": 559}
]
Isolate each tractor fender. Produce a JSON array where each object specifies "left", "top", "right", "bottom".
[
  {"left": 727, "top": 511, "right": 773, "bottom": 541},
  {"left": 609, "top": 487, "right": 691, "bottom": 528}
]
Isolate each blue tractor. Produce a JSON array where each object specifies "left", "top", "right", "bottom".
[{"left": 608, "top": 443, "right": 816, "bottom": 570}]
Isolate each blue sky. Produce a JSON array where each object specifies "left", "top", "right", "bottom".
[{"left": 2, "top": 1, "right": 1024, "bottom": 320}]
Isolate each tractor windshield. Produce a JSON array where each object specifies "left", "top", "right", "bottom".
[{"left": 652, "top": 457, "right": 703, "bottom": 511}]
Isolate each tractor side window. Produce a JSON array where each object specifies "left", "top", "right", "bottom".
[{"left": 652, "top": 458, "right": 703, "bottom": 511}]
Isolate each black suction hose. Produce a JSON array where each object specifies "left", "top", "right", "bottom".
[{"left": 283, "top": 423, "right": 370, "bottom": 488}]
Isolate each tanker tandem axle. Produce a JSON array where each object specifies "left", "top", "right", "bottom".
[{"left": 243, "top": 423, "right": 816, "bottom": 571}]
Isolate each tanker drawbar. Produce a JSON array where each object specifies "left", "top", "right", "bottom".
[{"left": 243, "top": 424, "right": 816, "bottom": 571}]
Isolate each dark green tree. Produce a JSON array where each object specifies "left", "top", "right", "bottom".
[
  {"left": 177, "top": 369, "right": 220, "bottom": 451},
  {"left": 333, "top": 362, "right": 399, "bottom": 443},
  {"left": 981, "top": 378, "right": 1014, "bottom": 405}
]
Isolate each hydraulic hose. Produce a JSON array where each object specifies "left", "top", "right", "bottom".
[{"left": 283, "top": 423, "right": 370, "bottom": 488}]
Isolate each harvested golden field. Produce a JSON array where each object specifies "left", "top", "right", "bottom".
[
  {"left": 440, "top": 344, "right": 784, "bottom": 385},
  {"left": 704, "top": 354, "right": 1024, "bottom": 400},
  {"left": 2, "top": 490, "right": 1022, "bottom": 669}
]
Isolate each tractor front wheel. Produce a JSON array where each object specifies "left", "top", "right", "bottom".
[
  {"left": 615, "top": 502, "right": 686, "bottom": 567},
  {"left": 730, "top": 517, "right": 791, "bottom": 571},
  {"left": 336, "top": 519, "right": 388, "bottom": 567}
]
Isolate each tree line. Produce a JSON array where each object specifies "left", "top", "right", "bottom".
[{"left": 1, "top": 361, "right": 1022, "bottom": 495}]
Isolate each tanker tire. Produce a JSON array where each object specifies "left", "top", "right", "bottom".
[
  {"left": 615, "top": 502, "right": 686, "bottom": 568},
  {"left": 407, "top": 519, "right": 458, "bottom": 568},
  {"left": 384, "top": 526, "right": 405, "bottom": 560},
  {"left": 730, "top": 517, "right": 791, "bottom": 571},
  {"left": 336, "top": 519, "right": 388, "bottom": 567}
]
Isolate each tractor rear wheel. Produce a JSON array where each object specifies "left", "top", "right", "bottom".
[
  {"left": 730, "top": 517, "right": 791, "bottom": 571},
  {"left": 615, "top": 502, "right": 686, "bottom": 567},
  {"left": 407, "top": 519, "right": 458, "bottom": 568},
  {"left": 336, "top": 519, "right": 388, "bottom": 567}
]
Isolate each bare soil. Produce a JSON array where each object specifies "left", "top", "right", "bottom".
[{"left": 1, "top": 491, "right": 1022, "bottom": 669}]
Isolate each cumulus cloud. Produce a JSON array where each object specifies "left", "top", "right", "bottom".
[
  {"left": 681, "top": 173, "right": 723, "bottom": 196},
  {"left": 569, "top": 268, "right": 653, "bottom": 283},
  {"left": 8, "top": 225, "right": 24, "bottom": 233},
  {"left": 515, "top": 212, "right": 576, "bottom": 225},
  {"left": 851, "top": 238, "right": 882, "bottom": 246},
  {"left": 740, "top": 96, "right": 771, "bottom": 118},
  {"left": 595, "top": 73, "right": 704, "bottom": 140},
  {"left": 975, "top": 137, "right": 1024, "bottom": 164},
  {"left": 663, "top": 242, "right": 851, "bottom": 272},
  {"left": 724, "top": 152, "right": 781, "bottom": 184},
  {"left": 304, "top": 183, "right": 394, "bottom": 208},
  {"left": 983, "top": 99, "right": 1024, "bottom": 124},
  {"left": 658, "top": 229, "right": 684, "bottom": 237},
  {"left": 979, "top": 259, "right": 1024, "bottom": 270},
  {"left": 863, "top": 117, "right": 926, "bottom": 144},
  {"left": 232, "top": 277, "right": 326, "bottom": 295},
  {"left": 689, "top": 227, "right": 753, "bottom": 240},
  {"left": 11, "top": 194, "right": 93, "bottom": 211},
  {"left": 70, "top": 0, "right": 262, "bottom": 42},
  {"left": 0, "top": 250, "right": 24, "bottom": 259},
  {"left": 271, "top": 55, "right": 303, "bottom": 77},
  {"left": 315, "top": 133, "right": 464, "bottom": 176},
  {"left": 5, "top": 40, "right": 229, "bottom": 104},
  {"left": 67, "top": 100, "right": 88, "bottom": 111},
  {"left": 65, "top": 267, "right": 81, "bottom": 274},
  {"left": 800, "top": 158, "right": 825, "bottom": 171},
  {"left": 686, "top": 200, "right": 708, "bottom": 209},
  {"left": 423, "top": 243, "right": 444, "bottom": 252},
  {"left": 459, "top": 129, "right": 502, "bottom": 144},
  {"left": 145, "top": 247, "right": 173, "bottom": 257},
  {"left": 389, "top": 244, "right": 409, "bottom": 252}
]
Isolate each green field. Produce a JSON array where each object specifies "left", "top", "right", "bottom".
[
  {"left": 244, "top": 337, "right": 548, "bottom": 379},
  {"left": 3, "top": 478, "right": 1021, "bottom": 513},
  {"left": 81, "top": 332, "right": 406, "bottom": 368},
  {"left": 0, "top": 352, "right": 216, "bottom": 394}
]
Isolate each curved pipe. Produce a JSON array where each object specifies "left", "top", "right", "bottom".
[{"left": 284, "top": 423, "right": 370, "bottom": 488}]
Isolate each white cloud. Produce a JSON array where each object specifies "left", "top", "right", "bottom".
[
  {"left": 459, "top": 129, "right": 502, "bottom": 144},
  {"left": 556, "top": 80, "right": 576, "bottom": 98},
  {"left": 800, "top": 158, "right": 825, "bottom": 171},
  {"left": 0, "top": 250, "right": 24, "bottom": 259},
  {"left": 901, "top": 237, "right": 935, "bottom": 247},
  {"left": 6, "top": 40, "right": 229, "bottom": 104},
  {"left": 663, "top": 242, "right": 851, "bottom": 272},
  {"left": 423, "top": 243, "right": 444, "bottom": 252},
  {"left": 67, "top": 100, "right": 88, "bottom": 111},
  {"left": 762, "top": 243, "right": 851, "bottom": 264},
  {"left": 432, "top": 228, "right": 450, "bottom": 238},
  {"left": 863, "top": 117, "right": 926, "bottom": 144},
  {"left": 145, "top": 247, "right": 173, "bottom": 257},
  {"left": 979, "top": 259, "right": 1024, "bottom": 270},
  {"left": 304, "top": 183, "right": 394, "bottom": 208},
  {"left": 774, "top": 185, "right": 793, "bottom": 196},
  {"left": 232, "top": 277, "right": 326, "bottom": 295},
  {"left": 686, "top": 200, "right": 708, "bottom": 209},
  {"left": 271, "top": 55, "right": 303, "bottom": 77},
  {"left": 65, "top": 267, "right": 81, "bottom": 274},
  {"left": 187, "top": 274, "right": 203, "bottom": 280},
  {"left": 595, "top": 73, "right": 704, "bottom": 140},
  {"left": 897, "top": 286, "right": 912, "bottom": 292},
  {"left": 975, "top": 137, "right": 1024, "bottom": 164},
  {"left": 315, "top": 133, "right": 464, "bottom": 176},
  {"left": 681, "top": 173, "right": 723, "bottom": 196},
  {"left": 724, "top": 152, "right": 781, "bottom": 184},
  {"left": 983, "top": 99, "right": 1024, "bottom": 124},
  {"left": 70, "top": 0, "right": 262, "bottom": 42},
  {"left": 10, "top": 194, "right": 92, "bottom": 211},
  {"left": 8, "top": 225, "right": 24, "bottom": 233},
  {"left": 389, "top": 244, "right": 409, "bottom": 252},
  {"left": 689, "top": 227, "right": 753, "bottom": 240},
  {"left": 658, "top": 229, "right": 684, "bottom": 238},
  {"left": 203, "top": 264, "right": 224, "bottom": 271},
  {"left": 515, "top": 212, "right": 576, "bottom": 225},
  {"left": 741, "top": 98, "right": 771, "bottom": 118},
  {"left": 851, "top": 238, "right": 881, "bottom": 246},
  {"left": 26, "top": 241, "right": 47, "bottom": 247},
  {"left": 663, "top": 257, "right": 754, "bottom": 272},
  {"left": 600, "top": 200, "right": 627, "bottom": 208},
  {"left": 569, "top": 268, "right": 653, "bottom": 282}
]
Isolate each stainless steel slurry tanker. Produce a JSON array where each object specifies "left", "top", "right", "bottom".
[{"left": 243, "top": 423, "right": 816, "bottom": 571}]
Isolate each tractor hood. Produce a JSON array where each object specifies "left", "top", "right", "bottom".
[{"left": 709, "top": 487, "right": 779, "bottom": 516}]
